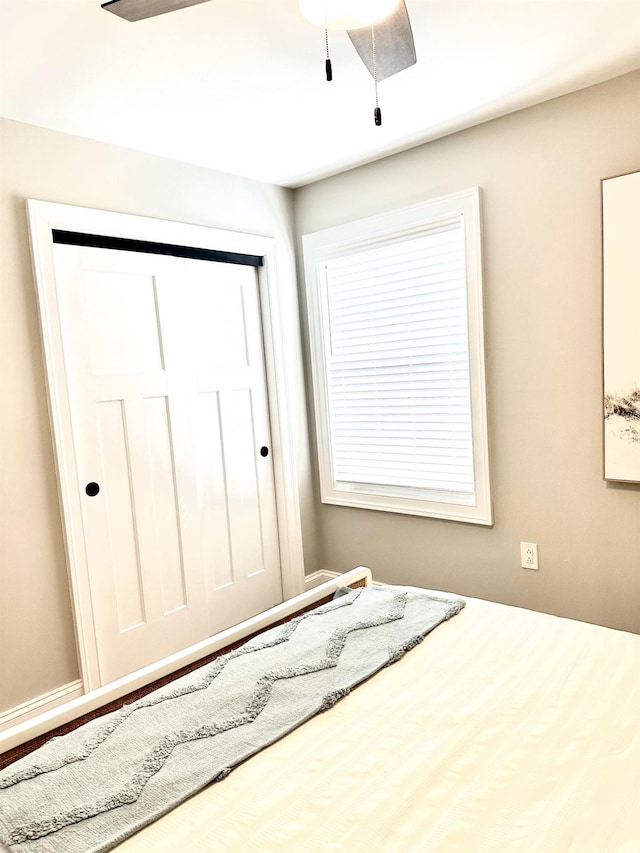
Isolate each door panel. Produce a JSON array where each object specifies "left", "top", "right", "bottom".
[
  {"left": 82, "top": 270, "right": 164, "bottom": 375},
  {"left": 51, "top": 244, "right": 282, "bottom": 684},
  {"left": 143, "top": 394, "right": 187, "bottom": 614},
  {"left": 165, "top": 260, "right": 282, "bottom": 634},
  {"left": 194, "top": 389, "right": 234, "bottom": 591},
  {"left": 95, "top": 398, "right": 146, "bottom": 631}
]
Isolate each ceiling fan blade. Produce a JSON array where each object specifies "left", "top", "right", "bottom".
[
  {"left": 102, "top": 0, "right": 212, "bottom": 22},
  {"left": 347, "top": 0, "right": 416, "bottom": 81}
]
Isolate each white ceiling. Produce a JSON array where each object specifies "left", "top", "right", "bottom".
[{"left": 1, "top": 0, "right": 639, "bottom": 187}]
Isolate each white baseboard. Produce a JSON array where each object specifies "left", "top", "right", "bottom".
[
  {"left": 0, "top": 679, "right": 84, "bottom": 734},
  {"left": 304, "top": 570, "right": 340, "bottom": 590}
]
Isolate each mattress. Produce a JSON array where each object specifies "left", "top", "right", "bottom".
[{"left": 111, "top": 590, "right": 640, "bottom": 852}]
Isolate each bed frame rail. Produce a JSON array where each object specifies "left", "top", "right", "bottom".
[{"left": 0, "top": 566, "right": 372, "bottom": 755}]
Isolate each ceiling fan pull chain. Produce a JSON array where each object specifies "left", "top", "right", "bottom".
[
  {"left": 372, "top": 25, "right": 382, "bottom": 125},
  {"left": 325, "top": 26, "right": 333, "bottom": 81}
]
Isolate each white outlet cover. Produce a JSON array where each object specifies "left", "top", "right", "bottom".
[{"left": 520, "top": 542, "right": 539, "bottom": 570}]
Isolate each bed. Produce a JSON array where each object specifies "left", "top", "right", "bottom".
[{"left": 2, "top": 569, "right": 639, "bottom": 852}]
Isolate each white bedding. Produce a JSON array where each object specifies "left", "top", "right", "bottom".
[{"left": 114, "top": 591, "right": 640, "bottom": 852}]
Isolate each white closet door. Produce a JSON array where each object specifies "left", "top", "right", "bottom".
[{"left": 52, "top": 245, "right": 282, "bottom": 685}]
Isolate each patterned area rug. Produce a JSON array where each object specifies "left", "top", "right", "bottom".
[{"left": 0, "top": 585, "right": 464, "bottom": 853}]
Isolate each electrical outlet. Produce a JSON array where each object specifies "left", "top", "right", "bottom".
[{"left": 520, "top": 542, "right": 539, "bottom": 570}]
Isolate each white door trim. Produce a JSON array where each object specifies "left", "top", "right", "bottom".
[{"left": 27, "top": 199, "right": 306, "bottom": 693}]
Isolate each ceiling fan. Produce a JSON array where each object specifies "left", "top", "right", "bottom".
[{"left": 101, "top": 0, "right": 417, "bottom": 125}]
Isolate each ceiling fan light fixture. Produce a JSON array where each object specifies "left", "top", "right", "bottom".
[{"left": 298, "top": 0, "right": 399, "bottom": 31}]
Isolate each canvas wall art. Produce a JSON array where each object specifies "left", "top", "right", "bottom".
[{"left": 602, "top": 169, "right": 640, "bottom": 483}]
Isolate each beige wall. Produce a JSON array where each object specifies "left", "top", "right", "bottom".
[
  {"left": 295, "top": 71, "right": 640, "bottom": 634},
  {"left": 0, "top": 118, "right": 316, "bottom": 712}
]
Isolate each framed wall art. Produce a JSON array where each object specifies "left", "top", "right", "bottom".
[{"left": 602, "top": 169, "right": 640, "bottom": 482}]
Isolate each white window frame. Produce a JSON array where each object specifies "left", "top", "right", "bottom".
[{"left": 302, "top": 188, "right": 492, "bottom": 525}]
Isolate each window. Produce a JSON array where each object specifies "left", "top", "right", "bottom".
[{"left": 302, "top": 188, "right": 492, "bottom": 525}]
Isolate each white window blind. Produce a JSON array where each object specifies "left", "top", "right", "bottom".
[
  {"left": 322, "top": 223, "right": 475, "bottom": 497},
  {"left": 303, "top": 188, "right": 492, "bottom": 525}
]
